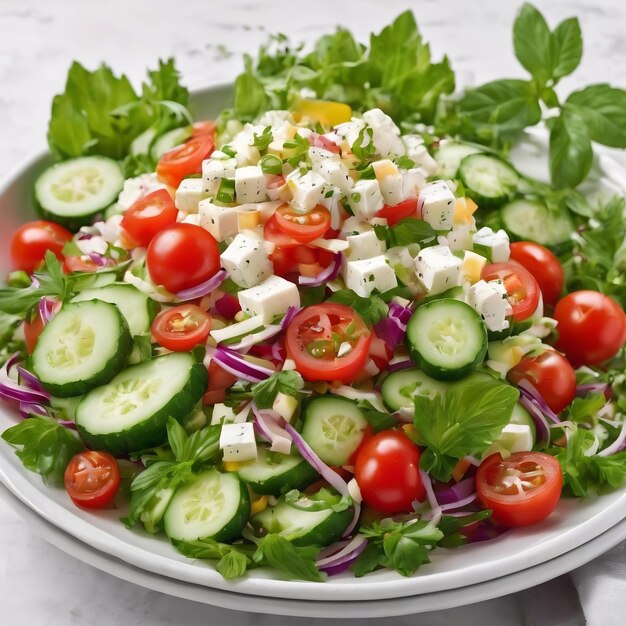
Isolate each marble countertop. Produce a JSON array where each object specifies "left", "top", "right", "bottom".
[{"left": 0, "top": 0, "right": 625, "bottom": 624}]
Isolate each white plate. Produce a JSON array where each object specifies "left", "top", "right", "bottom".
[
  {"left": 1, "top": 481, "right": 625, "bottom": 618},
  {"left": 1, "top": 84, "right": 625, "bottom": 604}
]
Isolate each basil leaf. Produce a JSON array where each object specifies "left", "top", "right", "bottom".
[
  {"left": 549, "top": 108, "right": 593, "bottom": 188},
  {"left": 217, "top": 549, "right": 251, "bottom": 580},
  {"left": 327, "top": 290, "right": 388, "bottom": 326},
  {"left": 373, "top": 218, "right": 437, "bottom": 248},
  {"left": 251, "top": 371, "right": 305, "bottom": 410},
  {"left": 253, "top": 535, "right": 323, "bottom": 582},
  {"left": 166, "top": 417, "right": 188, "bottom": 462},
  {"left": 551, "top": 17, "right": 583, "bottom": 80},
  {"left": 513, "top": 3, "right": 553, "bottom": 87}
]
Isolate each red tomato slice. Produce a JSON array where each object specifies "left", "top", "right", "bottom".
[
  {"left": 509, "top": 242, "right": 564, "bottom": 307},
  {"left": 476, "top": 452, "right": 562, "bottom": 527},
  {"left": 285, "top": 303, "right": 372, "bottom": 383},
  {"left": 375, "top": 198, "right": 419, "bottom": 226},
  {"left": 156, "top": 136, "right": 214, "bottom": 188},
  {"left": 23, "top": 312, "right": 45, "bottom": 354},
  {"left": 274, "top": 204, "right": 331, "bottom": 243},
  {"left": 482, "top": 262, "right": 540, "bottom": 322},
  {"left": 120, "top": 189, "right": 178, "bottom": 247},
  {"left": 191, "top": 120, "right": 217, "bottom": 138},
  {"left": 10, "top": 220, "right": 73, "bottom": 273},
  {"left": 203, "top": 360, "right": 238, "bottom": 404},
  {"left": 152, "top": 304, "right": 212, "bottom": 352},
  {"left": 63, "top": 256, "right": 99, "bottom": 273},
  {"left": 64, "top": 451, "right": 121, "bottom": 509}
]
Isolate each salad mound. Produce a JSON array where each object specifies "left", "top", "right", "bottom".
[{"left": 1, "top": 4, "right": 625, "bottom": 582}]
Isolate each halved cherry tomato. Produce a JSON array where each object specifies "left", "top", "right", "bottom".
[
  {"left": 10, "top": 220, "right": 73, "bottom": 273},
  {"left": 509, "top": 242, "right": 564, "bottom": 307},
  {"left": 264, "top": 215, "right": 301, "bottom": 276},
  {"left": 482, "top": 262, "right": 540, "bottom": 322},
  {"left": 476, "top": 452, "right": 562, "bottom": 527},
  {"left": 274, "top": 204, "right": 331, "bottom": 243},
  {"left": 147, "top": 223, "right": 220, "bottom": 293},
  {"left": 354, "top": 430, "right": 426, "bottom": 514},
  {"left": 191, "top": 120, "right": 217, "bottom": 138},
  {"left": 64, "top": 451, "right": 120, "bottom": 509},
  {"left": 156, "top": 136, "right": 214, "bottom": 188},
  {"left": 375, "top": 198, "right": 419, "bottom": 226},
  {"left": 63, "top": 256, "right": 99, "bottom": 273},
  {"left": 203, "top": 360, "right": 238, "bottom": 404},
  {"left": 23, "top": 312, "right": 45, "bottom": 354},
  {"left": 120, "top": 189, "right": 178, "bottom": 247},
  {"left": 285, "top": 303, "right": 372, "bottom": 383},
  {"left": 508, "top": 350, "right": 576, "bottom": 414},
  {"left": 554, "top": 291, "right": 626, "bottom": 367},
  {"left": 152, "top": 304, "right": 212, "bottom": 352}
]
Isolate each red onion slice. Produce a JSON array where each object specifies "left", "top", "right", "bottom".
[
  {"left": 316, "top": 534, "right": 367, "bottom": 575},
  {"left": 0, "top": 355, "right": 51, "bottom": 404},
  {"left": 517, "top": 379, "right": 560, "bottom": 423},
  {"left": 598, "top": 419, "right": 626, "bottom": 457},
  {"left": 176, "top": 269, "right": 228, "bottom": 301},
  {"left": 419, "top": 469, "right": 442, "bottom": 527},
  {"left": 518, "top": 394, "right": 551, "bottom": 447},
  {"left": 434, "top": 477, "right": 475, "bottom": 505},
  {"left": 298, "top": 253, "right": 342, "bottom": 287},
  {"left": 205, "top": 345, "right": 274, "bottom": 383},
  {"left": 439, "top": 492, "right": 477, "bottom": 512},
  {"left": 251, "top": 403, "right": 292, "bottom": 454},
  {"left": 38, "top": 297, "right": 60, "bottom": 324},
  {"left": 575, "top": 382, "right": 609, "bottom": 397},
  {"left": 227, "top": 307, "right": 299, "bottom": 351}
]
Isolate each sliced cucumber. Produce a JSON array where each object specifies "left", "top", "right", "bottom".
[
  {"left": 501, "top": 198, "right": 573, "bottom": 246},
  {"left": 151, "top": 126, "right": 192, "bottom": 160},
  {"left": 237, "top": 446, "right": 319, "bottom": 496},
  {"left": 458, "top": 154, "right": 520, "bottom": 208},
  {"left": 381, "top": 368, "right": 450, "bottom": 411},
  {"left": 31, "top": 300, "right": 132, "bottom": 397},
  {"left": 75, "top": 352, "right": 208, "bottom": 455},
  {"left": 71, "top": 283, "right": 157, "bottom": 336},
  {"left": 435, "top": 142, "right": 483, "bottom": 178},
  {"left": 71, "top": 270, "right": 119, "bottom": 291},
  {"left": 164, "top": 470, "right": 250, "bottom": 543},
  {"left": 405, "top": 299, "right": 488, "bottom": 381},
  {"left": 35, "top": 157, "right": 124, "bottom": 228},
  {"left": 510, "top": 402, "right": 537, "bottom": 442},
  {"left": 130, "top": 127, "right": 158, "bottom": 156},
  {"left": 301, "top": 397, "right": 368, "bottom": 466},
  {"left": 251, "top": 490, "right": 353, "bottom": 547}
]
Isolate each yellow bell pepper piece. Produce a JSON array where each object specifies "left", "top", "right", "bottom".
[
  {"left": 251, "top": 495, "right": 269, "bottom": 515},
  {"left": 454, "top": 197, "right": 478, "bottom": 224},
  {"left": 223, "top": 461, "right": 243, "bottom": 472},
  {"left": 294, "top": 99, "right": 352, "bottom": 128}
]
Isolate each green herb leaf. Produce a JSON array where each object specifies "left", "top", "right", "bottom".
[
  {"left": 549, "top": 108, "right": 593, "bottom": 188},
  {"left": 551, "top": 18, "right": 583, "bottom": 80},
  {"left": 217, "top": 549, "right": 252, "bottom": 579},
  {"left": 327, "top": 290, "right": 388, "bottom": 326},
  {"left": 251, "top": 370, "right": 305, "bottom": 410},
  {"left": 373, "top": 217, "right": 437, "bottom": 248},
  {"left": 513, "top": 3, "right": 554, "bottom": 87},
  {"left": 253, "top": 535, "right": 323, "bottom": 582},
  {"left": 362, "top": 409, "right": 397, "bottom": 433}
]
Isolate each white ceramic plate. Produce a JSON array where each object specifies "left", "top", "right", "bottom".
[{"left": 1, "top": 85, "right": 625, "bottom": 604}]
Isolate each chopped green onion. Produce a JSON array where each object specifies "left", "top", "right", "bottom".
[
  {"left": 221, "top": 145, "right": 236, "bottom": 158},
  {"left": 260, "top": 154, "right": 283, "bottom": 175},
  {"left": 396, "top": 155, "right": 416, "bottom": 169},
  {"left": 216, "top": 178, "right": 236, "bottom": 203},
  {"left": 358, "top": 164, "right": 376, "bottom": 180}
]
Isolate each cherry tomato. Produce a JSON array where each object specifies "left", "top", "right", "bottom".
[
  {"left": 63, "top": 256, "right": 99, "bottom": 273},
  {"left": 476, "top": 452, "right": 562, "bottom": 527},
  {"left": 203, "top": 360, "right": 238, "bottom": 405},
  {"left": 147, "top": 223, "right": 220, "bottom": 293},
  {"left": 191, "top": 120, "right": 217, "bottom": 138},
  {"left": 152, "top": 304, "right": 212, "bottom": 352},
  {"left": 274, "top": 204, "right": 331, "bottom": 243},
  {"left": 554, "top": 291, "right": 626, "bottom": 367},
  {"left": 508, "top": 350, "right": 576, "bottom": 414},
  {"left": 375, "top": 198, "right": 419, "bottom": 226},
  {"left": 23, "top": 313, "right": 45, "bottom": 354},
  {"left": 264, "top": 215, "right": 301, "bottom": 275},
  {"left": 509, "top": 242, "right": 564, "bottom": 307},
  {"left": 354, "top": 430, "right": 426, "bottom": 514},
  {"left": 156, "top": 136, "right": 214, "bottom": 188},
  {"left": 10, "top": 220, "right": 73, "bottom": 273},
  {"left": 482, "top": 262, "right": 541, "bottom": 321},
  {"left": 120, "top": 189, "right": 178, "bottom": 247},
  {"left": 64, "top": 451, "right": 121, "bottom": 509},
  {"left": 285, "top": 303, "right": 372, "bottom": 383}
]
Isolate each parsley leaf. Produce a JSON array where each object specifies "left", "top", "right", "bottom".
[
  {"left": 251, "top": 371, "right": 305, "bottom": 409},
  {"left": 373, "top": 218, "right": 437, "bottom": 248},
  {"left": 253, "top": 534, "right": 323, "bottom": 582},
  {"left": 0, "top": 312, "right": 24, "bottom": 367},
  {"left": 171, "top": 538, "right": 253, "bottom": 579},
  {"left": 327, "top": 290, "right": 388, "bottom": 326}
]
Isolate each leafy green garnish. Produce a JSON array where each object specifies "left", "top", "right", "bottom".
[
  {"left": 251, "top": 370, "right": 305, "bottom": 410},
  {"left": 0, "top": 312, "right": 24, "bottom": 367},
  {"left": 327, "top": 289, "right": 388, "bottom": 326},
  {"left": 373, "top": 218, "right": 437, "bottom": 248},
  {"left": 171, "top": 537, "right": 254, "bottom": 579}
]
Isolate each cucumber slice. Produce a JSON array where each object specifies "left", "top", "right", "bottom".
[
  {"left": 152, "top": 127, "right": 192, "bottom": 160},
  {"left": 31, "top": 300, "right": 132, "bottom": 397},
  {"left": 237, "top": 446, "right": 319, "bottom": 496},
  {"left": 71, "top": 270, "right": 119, "bottom": 291},
  {"left": 130, "top": 127, "right": 158, "bottom": 156},
  {"left": 301, "top": 397, "right": 368, "bottom": 466},
  {"left": 75, "top": 352, "right": 208, "bottom": 455},
  {"left": 381, "top": 369, "right": 449, "bottom": 410},
  {"left": 510, "top": 402, "right": 537, "bottom": 442},
  {"left": 251, "top": 490, "right": 353, "bottom": 547},
  {"left": 71, "top": 283, "right": 157, "bottom": 336},
  {"left": 405, "top": 299, "right": 488, "bottom": 381},
  {"left": 164, "top": 470, "right": 250, "bottom": 543},
  {"left": 35, "top": 157, "right": 125, "bottom": 228},
  {"left": 458, "top": 154, "right": 520, "bottom": 208},
  {"left": 501, "top": 198, "right": 573, "bottom": 246},
  {"left": 435, "top": 142, "right": 483, "bottom": 178}
]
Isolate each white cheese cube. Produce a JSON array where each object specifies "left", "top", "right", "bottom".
[
  {"left": 235, "top": 166, "right": 268, "bottom": 204},
  {"left": 334, "top": 119, "right": 367, "bottom": 153},
  {"left": 202, "top": 157, "right": 237, "bottom": 188},
  {"left": 402, "top": 167, "right": 427, "bottom": 198},
  {"left": 175, "top": 178, "right": 210, "bottom": 213},
  {"left": 362, "top": 109, "right": 405, "bottom": 158},
  {"left": 345, "top": 230, "right": 385, "bottom": 261},
  {"left": 445, "top": 222, "right": 474, "bottom": 252},
  {"left": 220, "top": 233, "right": 273, "bottom": 288},
  {"left": 461, "top": 250, "right": 488, "bottom": 284},
  {"left": 402, "top": 134, "right": 438, "bottom": 176},
  {"left": 219, "top": 422, "right": 258, "bottom": 462},
  {"left": 378, "top": 173, "right": 404, "bottom": 206},
  {"left": 372, "top": 159, "right": 399, "bottom": 180},
  {"left": 272, "top": 392, "right": 299, "bottom": 423},
  {"left": 473, "top": 227, "right": 511, "bottom": 262},
  {"left": 340, "top": 216, "right": 373, "bottom": 237},
  {"left": 237, "top": 275, "right": 300, "bottom": 323},
  {"left": 258, "top": 109, "right": 294, "bottom": 127},
  {"left": 318, "top": 186, "right": 342, "bottom": 229},
  {"left": 466, "top": 279, "right": 511, "bottom": 332},
  {"left": 419, "top": 181, "right": 456, "bottom": 231},
  {"left": 230, "top": 135, "right": 261, "bottom": 167},
  {"left": 117, "top": 173, "right": 167, "bottom": 211},
  {"left": 347, "top": 179, "right": 384, "bottom": 219},
  {"left": 199, "top": 199, "right": 239, "bottom": 242},
  {"left": 481, "top": 424, "right": 534, "bottom": 460},
  {"left": 210, "top": 403, "right": 251, "bottom": 425},
  {"left": 310, "top": 150, "right": 353, "bottom": 194},
  {"left": 286, "top": 170, "right": 326, "bottom": 211},
  {"left": 414, "top": 245, "right": 462, "bottom": 295},
  {"left": 344, "top": 255, "right": 398, "bottom": 297}
]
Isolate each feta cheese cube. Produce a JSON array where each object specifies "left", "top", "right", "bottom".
[
  {"left": 419, "top": 181, "right": 456, "bottom": 231},
  {"left": 202, "top": 157, "right": 237, "bottom": 188},
  {"left": 340, "top": 216, "right": 373, "bottom": 237},
  {"left": 402, "top": 134, "right": 438, "bottom": 176},
  {"left": 237, "top": 275, "right": 300, "bottom": 323},
  {"left": 235, "top": 166, "right": 268, "bottom": 204},
  {"left": 211, "top": 402, "right": 251, "bottom": 425},
  {"left": 466, "top": 279, "right": 511, "bottom": 332},
  {"left": 334, "top": 119, "right": 367, "bottom": 153},
  {"left": 220, "top": 233, "right": 273, "bottom": 288},
  {"left": 378, "top": 173, "right": 404, "bottom": 206},
  {"left": 345, "top": 230, "right": 385, "bottom": 261},
  {"left": 362, "top": 109, "right": 405, "bottom": 158},
  {"left": 461, "top": 250, "right": 488, "bottom": 284},
  {"left": 402, "top": 167, "right": 427, "bottom": 198},
  {"left": 445, "top": 222, "right": 474, "bottom": 252},
  {"left": 272, "top": 392, "right": 299, "bottom": 423},
  {"left": 472, "top": 227, "right": 510, "bottom": 262},
  {"left": 372, "top": 159, "right": 399, "bottom": 180},
  {"left": 199, "top": 199, "right": 239, "bottom": 241},
  {"left": 175, "top": 178, "right": 211, "bottom": 213},
  {"left": 310, "top": 149, "right": 352, "bottom": 194},
  {"left": 347, "top": 179, "right": 384, "bottom": 219},
  {"left": 414, "top": 245, "right": 462, "bottom": 294},
  {"left": 286, "top": 170, "right": 326, "bottom": 211},
  {"left": 219, "top": 422, "right": 258, "bottom": 462},
  {"left": 344, "top": 255, "right": 398, "bottom": 297},
  {"left": 481, "top": 424, "right": 534, "bottom": 460}
]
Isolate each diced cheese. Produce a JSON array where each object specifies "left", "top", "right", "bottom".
[
  {"left": 272, "top": 392, "right": 299, "bottom": 423},
  {"left": 219, "top": 422, "right": 258, "bottom": 462},
  {"left": 362, "top": 109, "right": 405, "bottom": 158},
  {"left": 472, "top": 227, "right": 510, "bottom": 262},
  {"left": 117, "top": 173, "right": 167, "bottom": 211},
  {"left": 310, "top": 149, "right": 352, "bottom": 194},
  {"left": 180, "top": 213, "right": 200, "bottom": 226},
  {"left": 345, "top": 230, "right": 385, "bottom": 261},
  {"left": 175, "top": 178, "right": 210, "bottom": 213},
  {"left": 237, "top": 206, "right": 262, "bottom": 230},
  {"left": 259, "top": 109, "right": 294, "bottom": 127},
  {"left": 199, "top": 199, "right": 239, "bottom": 242},
  {"left": 286, "top": 170, "right": 327, "bottom": 211},
  {"left": 461, "top": 250, "right": 488, "bottom": 284},
  {"left": 414, "top": 245, "right": 462, "bottom": 295},
  {"left": 309, "top": 237, "right": 350, "bottom": 252},
  {"left": 235, "top": 166, "right": 267, "bottom": 204},
  {"left": 318, "top": 186, "right": 342, "bottom": 229},
  {"left": 444, "top": 222, "right": 474, "bottom": 252},
  {"left": 466, "top": 279, "right": 511, "bottom": 332},
  {"left": 481, "top": 424, "right": 534, "bottom": 460},
  {"left": 419, "top": 181, "right": 456, "bottom": 231},
  {"left": 220, "top": 233, "right": 273, "bottom": 288},
  {"left": 344, "top": 255, "right": 398, "bottom": 297},
  {"left": 237, "top": 275, "right": 301, "bottom": 323},
  {"left": 340, "top": 216, "right": 373, "bottom": 237},
  {"left": 402, "top": 134, "right": 438, "bottom": 175},
  {"left": 378, "top": 173, "right": 404, "bottom": 206},
  {"left": 372, "top": 159, "right": 399, "bottom": 180},
  {"left": 202, "top": 157, "right": 237, "bottom": 187},
  {"left": 210, "top": 402, "right": 251, "bottom": 425},
  {"left": 454, "top": 197, "right": 478, "bottom": 224},
  {"left": 347, "top": 179, "right": 385, "bottom": 219},
  {"left": 402, "top": 167, "right": 427, "bottom": 198},
  {"left": 334, "top": 118, "right": 367, "bottom": 153}
]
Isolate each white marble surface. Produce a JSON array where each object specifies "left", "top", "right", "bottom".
[{"left": 0, "top": 0, "right": 624, "bottom": 624}]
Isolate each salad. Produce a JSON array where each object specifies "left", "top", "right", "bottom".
[{"left": 1, "top": 4, "right": 626, "bottom": 582}]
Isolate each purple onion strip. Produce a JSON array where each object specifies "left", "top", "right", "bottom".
[
  {"left": 317, "top": 534, "right": 367, "bottom": 575},
  {"left": 176, "top": 269, "right": 228, "bottom": 301},
  {"left": 517, "top": 379, "right": 560, "bottom": 423},
  {"left": 419, "top": 470, "right": 442, "bottom": 527},
  {"left": 227, "top": 306, "right": 299, "bottom": 351},
  {"left": 386, "top": 360, "right": 414, "bottom": 373},
  {"left": 575, "top": 382, "right": 609, "bottom": 397},
  {"left": 439, "top": 492, "right": 477, "bottom": 512},
  {"left": 435, "top": 477, "right": 475, "bottom": 505},
  {"left": 598, "top": 419, "right": 626, "bottom": 457},
  {"left": 298, "top": 253, "right": 342, "bottom": 287},
  {"left": 518, "top": 394, "right": 551, "bottom": 447}
]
